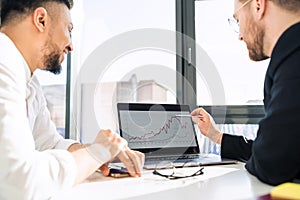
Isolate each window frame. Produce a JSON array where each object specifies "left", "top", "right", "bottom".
[
  {"left": 176, "top": 0, "right": 197, "bottom": 109},
  {"left": 179, "top": 0, "right": 265, "bottom": 123},
  {"left": 65, "top": 53, "right": 72, "bottom": 138}
]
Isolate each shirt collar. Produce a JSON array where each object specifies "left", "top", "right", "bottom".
[
  {"left": 23, "top": 59, "right": 32, "bottom": 83},
  {"left": 0, "top": 32, "right": 33, "bottom": 83}
]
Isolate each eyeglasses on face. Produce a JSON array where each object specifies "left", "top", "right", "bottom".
[{"left": 228, "top": 0, "right": 253, "bottom": 34}]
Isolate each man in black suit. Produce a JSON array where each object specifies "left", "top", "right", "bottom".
[{"left": 191, "top": 0, "right": 300, "bottom": 185}]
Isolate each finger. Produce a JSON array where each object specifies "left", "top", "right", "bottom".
[
  {"left": 99, "top": 164, "right": 110, "bottom": 176},
  {"left": 135, "top": 150, "right": 145, "bottom": 167},
  {"left": 117, "top": 150, "right": 137, "bottom": 177},
  {"left": 191, "top": 116, "right": 201, "bottom": 124},
  {"left": 108, "top": 131, "right": 127, "bottom": 148},
  {"left": 190, "top": 110, "right": 201, "bottom": 123},
  {"left": 125, "top": 149, "right": 144, "bottom": 177},
  {"left": 102, "top": 129, "right": 112, "bottom": 137},
  {"left": 190, "top": 108, "right": 201, "bottom": 116}
]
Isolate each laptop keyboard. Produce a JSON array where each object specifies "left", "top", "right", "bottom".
[{"left": 146, "top": 154, "right": 200, "bottom": 163}]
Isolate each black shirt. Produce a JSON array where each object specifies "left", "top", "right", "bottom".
[{"left": 221, "top": 22, "right": 300, "bottom": 186}]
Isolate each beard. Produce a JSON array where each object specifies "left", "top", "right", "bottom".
[
  {"left": 44, "top": 51, "right": 62, "bottom": 75},
  {"left": 42, "top": 41, "right": 63, "bottom": 75},
  {"left": 245, "top": 18, "right": 269, "bottom": 61}
]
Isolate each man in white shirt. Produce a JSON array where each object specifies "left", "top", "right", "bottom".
[{"left": 0, "top": 0, "right": 144, "bottom": 199}]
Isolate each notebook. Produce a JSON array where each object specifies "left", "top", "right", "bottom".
[{"left": 117, "top": 103, "right": 237, "bottom": 169}]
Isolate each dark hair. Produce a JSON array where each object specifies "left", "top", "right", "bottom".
[{"left": 0, "top": 0, "right": 73, "bottom": 26}]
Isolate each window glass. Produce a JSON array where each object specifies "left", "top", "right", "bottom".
[
  {"left": 194, "top": 0, "right": 263, "bottom": 154},
  {"left": 35, "top": 61, "right": 67, "bottom": 137},
  {"left": 75, "top": 0, "right": 177, "bottom": 143},
  {"left": 195, "top": 0, "right": 268, "bottom": 105}
]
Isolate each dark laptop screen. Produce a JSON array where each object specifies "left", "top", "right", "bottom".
[{"left": 117, "top": 103, "right": 200, "bottom": 156}]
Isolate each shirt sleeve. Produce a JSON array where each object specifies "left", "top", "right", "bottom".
[
  {"left": 0, "top": 63, "right": 77, "bottom": 199},
  {"left": 221, "top": 133, "right": 253, "bottom": 162}
]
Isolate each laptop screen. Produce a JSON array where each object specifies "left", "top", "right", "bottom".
[{"left": 117, "top": 103, "right": 200, "bottom": 157}]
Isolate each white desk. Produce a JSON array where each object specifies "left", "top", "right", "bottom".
[{"left": 55, "top": 162, "right": 273, "bottom": 200}]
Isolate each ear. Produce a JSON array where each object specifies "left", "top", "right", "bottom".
[
  {"left": 255, "top": 0, "right": 267, "bottom": 20},
  {"left": 33, "top": 7, "right": 48, "bottom": 32}
]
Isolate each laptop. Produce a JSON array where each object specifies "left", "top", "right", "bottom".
[{"left": 117, "top": 103, "right": 237, "bottom": 169}]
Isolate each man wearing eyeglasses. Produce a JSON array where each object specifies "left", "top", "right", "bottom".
[{"left": 192, "top": 0, "right": 300, "bottom": 186}]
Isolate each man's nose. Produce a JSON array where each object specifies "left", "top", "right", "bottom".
[{"left": 65, "top": 43, "right": 73, "bottom": 54}]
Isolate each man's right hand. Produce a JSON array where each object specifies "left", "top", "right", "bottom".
[
  {"left": 86, "top": 129, "right": 144, "bottom": 177},
  {"left": 190, "top": 107, "right": 223, "bottom": 145}
]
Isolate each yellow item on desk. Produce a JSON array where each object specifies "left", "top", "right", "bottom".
[{"left": 270, "top": 182, "right": 300, "bottom": 199}]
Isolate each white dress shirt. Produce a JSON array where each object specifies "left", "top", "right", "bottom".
[
  {"left": 0, "top": 32, "right": 78, "bottom": 199},
  {"left": 27, "top": 74, "right": 76, "bottom": 151}
]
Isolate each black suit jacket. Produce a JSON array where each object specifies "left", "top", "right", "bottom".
[{"left": 221, "top": 22, "right": 300, "bottom": 186}]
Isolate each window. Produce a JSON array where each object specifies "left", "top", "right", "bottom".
[
  {"left": 192, "top": 0, "right": 267, "bottom": 153},
  {"left": 35, "top": 61, "right": 68, "bottom": 138},
  {"left": 71, "top": 0, "right": 177, "bottom": 143},
  {"left": 195, "top": 0, "right": 268, "bottom": 105},
  {"left": 66, "top": 1, "right": 265, "bottom": 150}
]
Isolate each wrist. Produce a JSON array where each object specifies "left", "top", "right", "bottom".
[
  {"left": 208, "top": 130, "right": 223, "bottom": 144},
  {"left": 216, "top": 131, "right": 223, "bottom": 145},
  {"left": 84, "top": 144, "right": 111, "bottom": 165},
  {"left": 67, "top": 143, "right": 85, "bottom": 152}
]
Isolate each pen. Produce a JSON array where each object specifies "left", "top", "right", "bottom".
[{"left": 175, "top": 114, "right": 203, "bottom": 118}]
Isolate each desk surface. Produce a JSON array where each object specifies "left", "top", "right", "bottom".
[{"left": 55, "top": 162, "right": 273, "bottom": 200}]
